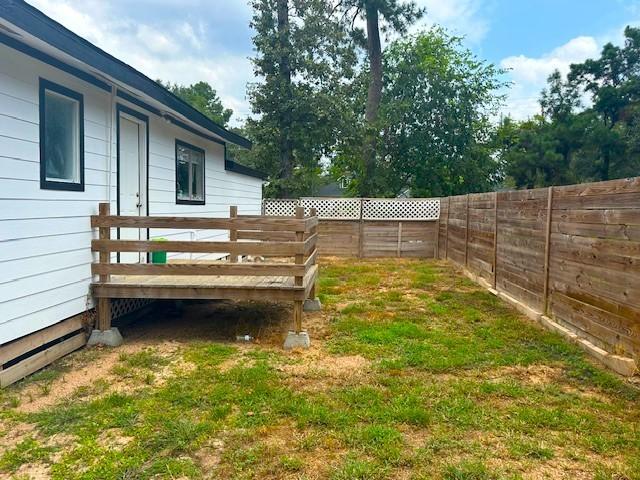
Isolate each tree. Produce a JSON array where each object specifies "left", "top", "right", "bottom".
[
  {"left": 337, "top": 28, "right": 505, "bottom": 196},
  {"left": 568, "top": 26, "right": 640, "bottom": 180},
  {"left": 337, "top": 0, "right": 423, "bottom": 195},
  {"left": 160, "top": 80, "right": 233, "bottom": 126},
  {"left": 497, "top": 116, "right": 572, "bottom": 189},
  {"left": 243, "top": 0, "right": 357, "bottom": 197},
  {"left": 499, "top": 26, "right": 640, "bottom": 189}
]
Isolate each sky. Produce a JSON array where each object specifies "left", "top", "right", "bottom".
[{"left": 25, "top": 0, "right": 640, "bottom": 127}]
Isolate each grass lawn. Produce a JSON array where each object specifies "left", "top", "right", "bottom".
[{"left": 1, "top": 258, "right": 639, "bottom": 479}]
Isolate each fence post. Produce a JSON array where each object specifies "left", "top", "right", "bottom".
[
  {"left": 493, "top": 192, "right": 499, "bottom": 289},
  {"left": 445, "top": 197, "right": 450, "bottom": 260},
  {"left": 97, "top": 202, "right": 111, "bottom": 331},
  {"left": 229, "top": 205, "right": 238, "bottom": 263},
  {"left": 358, "top": 199, "right": 364, "bottom": 259},
  {"left": 396, "top": 221, "right": 403, "bottom": 257},
  {"left": 435, "top": 212, "right": 440, "bottom": 259},
  {"left": 464, "top": 194, "right": 470, "bottom": 267},
  {"left": 293, "top": 206, "right": 305, "bottom": 332},
  {"left": 542, "top": 186, "right": 554, "bottom": 315}
]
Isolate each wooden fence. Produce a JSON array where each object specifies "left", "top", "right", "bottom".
[
  {"left": 263, "top": 198, "right": 440, "bottom": 258},
  {"left": 316, "top": 220, "right": 438, "bottom": 258},
  {"left": 439, "top": 177, "right": 640, "bottom": 374}
]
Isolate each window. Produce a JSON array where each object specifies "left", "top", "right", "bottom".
[
  {"left": 39, "top": 79, "right": 84, "bottom": 191},
  {"left": 176, "top": 140, "right": 205, "bottom": 204}
]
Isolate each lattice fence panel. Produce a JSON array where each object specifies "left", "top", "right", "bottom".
[
  {"left": 262, "top": 199, "right": 300, "bottom": 216},
  {"left": 362, "top": 198, "right": 440, "bottom": 220},
  {"left": 263, "top": 197, "right": 441, "bottom": 220},
  {"left": 301, "top": 198, "right": 361, "bottom": 220},
  {"left": 111, "top": 298, "right": 154, "bottom": 319}
]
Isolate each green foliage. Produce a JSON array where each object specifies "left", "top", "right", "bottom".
[
  {"left": 235, "top": 0, "right": 357, "bottom": 198},
  {"left": 499, "top": 26, "right": 640, "bottom": 188},
  {"left": 381, "top": 28, "right": 505, "bottom": 196},
  {"left": 159, "top": 80, "right": 232, "bottom": 126},
  {"left": 334, "top": 28, "right": 506, "bottom": 196}
]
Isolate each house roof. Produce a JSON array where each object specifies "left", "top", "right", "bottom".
[{"left": 0, "top": 0, "right": 253, "bottom": 151}]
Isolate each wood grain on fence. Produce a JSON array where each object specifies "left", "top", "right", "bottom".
[
  {"left": 442, "top": 177, "right": 640, "bottom": 366},
  {"left": 313, "top": 219, "right": 437, "bottom": 258}
]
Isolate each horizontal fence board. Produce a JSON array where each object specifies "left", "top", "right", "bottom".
[
  {"left": 91, "top": 262, "right": 307, "bottom": 277},
  {"left": 554, "top": 177, "right": 640, "bottom": 197},
  {"left": 91, "top": 237, "right": 316, "bottom": 256},
  {"left": 91, "top": 215, "right": 312, "bottom": 232},
  {"left": 552, "top": 208, "right": 640, "bottom": 225}
]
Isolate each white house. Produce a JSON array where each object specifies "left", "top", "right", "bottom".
[{"left": 0, "top": 1, "right": 265, "bottom": 350}]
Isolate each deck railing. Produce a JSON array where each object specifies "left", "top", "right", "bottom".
[{"left": 90, "top": 203, "right": 319, "bottom": 331}]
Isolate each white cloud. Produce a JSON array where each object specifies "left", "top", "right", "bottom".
[
  {"left": 26, "top": 0, "right": 252, "bottom": 126},
  {"left": 413, "top": 0, "right": 489, "bottom": 44},
  {"left": 499, "top": 36, "right": 600, "bottom": 120}
]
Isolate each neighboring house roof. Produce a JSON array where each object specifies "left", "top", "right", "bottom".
[
  {"left": 316, "top": 182, "right": 345, "bottom": 197},
  {"left": 0, "top": 0, "right": 253, "bottom": 152}
]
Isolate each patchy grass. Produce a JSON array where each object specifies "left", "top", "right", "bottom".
[{"left": 0, "top": 258, "right": 638, "bottom": 479}]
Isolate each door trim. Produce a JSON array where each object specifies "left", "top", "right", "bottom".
[{"left": 116, "top": 103, "right": 149, "bottom": 262}]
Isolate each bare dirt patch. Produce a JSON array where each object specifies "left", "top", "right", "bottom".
[
  {"left": 194, "top": 438, "right": 225, "bottom": 478},
  {"left": 0, "top": 421, "right": 36, "bottom": 456},
  {"left": 15, "top": 342, "right": 169, "bottom": 413},
  {"left": 1, "top": 462, "right": 51, "bottom": 480},
  {"left": 12, "top": 300, "right": 294, "bottom": 414},
  {"left": 488, "top": 364, "right": 563, "bottom": 386},
  {"left": 277, "top": 345, "right": 371, "bottom": 391},
  {"left": 96, "top": 428, "right": 134, "bottom": 452}
]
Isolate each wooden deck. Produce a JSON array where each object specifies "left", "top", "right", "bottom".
[{"left": 90, "top": 204, "right": 320, "bottom": 336}]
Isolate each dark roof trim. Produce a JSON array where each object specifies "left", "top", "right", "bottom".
[
  {"left": 0, "top": 0, "right": 252, "bottom": 149},
  {"left": 117, "top": 90, "right": 225, "bottom": 147},
  {"left": 224, "top": 159, "right": 266, "bottom": 180},
  {"left": 0, "top": 31, "right": 110, "bottom": 91}
]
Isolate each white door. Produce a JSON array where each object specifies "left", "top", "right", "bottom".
[{"left": 118, "top": 115, "right": 147, "bottom": 263}]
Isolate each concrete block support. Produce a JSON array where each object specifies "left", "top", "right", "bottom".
[
  {"left": 87, "top": 328, "right": 124, "bottom": 347},
  {"left": 304, "top": 298, "right": 322, "bottom": 312},
  {"left": 284, "top": 330, "right": 310, "bottom": 350}
]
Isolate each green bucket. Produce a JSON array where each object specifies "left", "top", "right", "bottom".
[{"left": 151, "top": 238, "right": 167, "bottom": 264}]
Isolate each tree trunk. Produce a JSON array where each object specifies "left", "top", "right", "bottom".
[
  {"left": 277, "top": 0, "right": 294, "bottom": 197},
  {"left": 361, "top": 1, "right": 382, "bottom": 196},
  {"left": 602, "top": 151, "right": 610, "bottom": 181}
]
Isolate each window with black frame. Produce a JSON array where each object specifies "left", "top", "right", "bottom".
[
  {"left": 39, "top": 79, "right": 84, "bottom": 191},
  {"left": 175, "top": 140, "right": 205, "bottom": 204}
]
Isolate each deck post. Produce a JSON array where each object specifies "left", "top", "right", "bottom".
[
  {"left": 294, "top": 206, "right": 305, "bottom": 330},
  {"left": 304, "top": 207, "right": 321, "bottom": 312},
  {"left": 97, "top": 202, "right": 112, "bottom": 331},
  {"left": 88, "top": 202, "right": 123, "bottom": 347},
  {"left": 285, "top": 206, "right": 311, "bottom": 349},
  {"left": 229, "top": 206, "right": 238, "bottom": 263}
]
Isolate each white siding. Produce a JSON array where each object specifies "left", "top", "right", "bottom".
[{"left": 0, "top": 43, "right": 263, "bottom": 345}]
